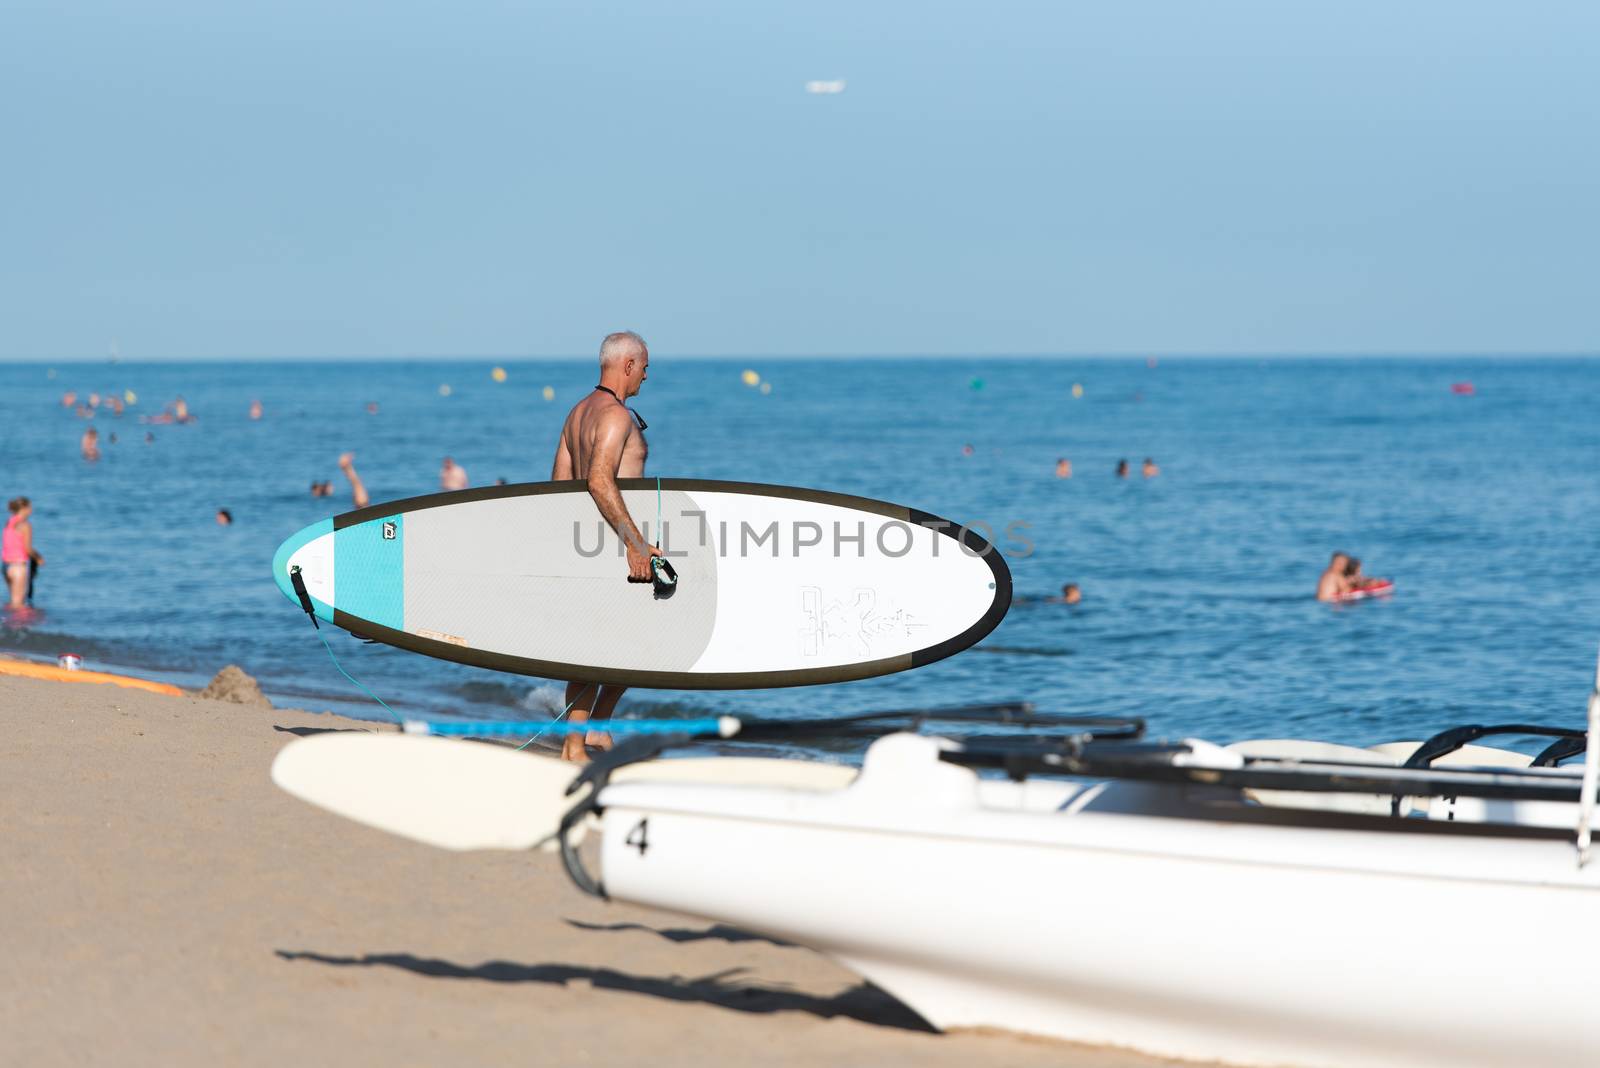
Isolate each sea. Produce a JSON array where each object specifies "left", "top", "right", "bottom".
[{"left": 3, "top": 357, "right": 1598, "bottom": 756}]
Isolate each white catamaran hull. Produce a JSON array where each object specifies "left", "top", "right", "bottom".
[{"left": 593, "top": 737, "right": 1600, "bottom": 1068}]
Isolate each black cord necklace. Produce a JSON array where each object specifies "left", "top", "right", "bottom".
[{"left": 594, "top": 385, "right": 647, "bottom": 430}]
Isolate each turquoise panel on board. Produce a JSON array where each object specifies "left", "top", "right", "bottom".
[
  {"left": 334, "top": 514, "right": 404, "bottom": 630},
  {"left": 271, "top": 517, "right": 334, "bottom": 622}
]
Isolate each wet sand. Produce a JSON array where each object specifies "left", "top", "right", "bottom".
[{"left": 1, "top": 671, "right": 1178, "bottom": 1067}]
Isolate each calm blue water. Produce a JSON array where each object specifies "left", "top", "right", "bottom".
[{"left": 3, "top": 357, "right": 1598, "bottom": 752}]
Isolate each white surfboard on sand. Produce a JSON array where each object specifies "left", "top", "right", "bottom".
[{"left": 272, "top": 479, "right": 1011, "bottom": 689}]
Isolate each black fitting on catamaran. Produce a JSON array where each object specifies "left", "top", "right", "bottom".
[
  {"left": 1401, "top": 723, "right": 1585, "bottom": 770},
  {"left": 556, "top": 732, "right": 699, "bottom": 900},
  {"left": 1534, "top": 734, "right": 1590, "bottom": 767},
  {"left": 1389, "top": 723, "right": 1589, "bottom": 816}
]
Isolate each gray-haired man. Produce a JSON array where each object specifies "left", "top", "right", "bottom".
[{"left": 549, "top": 330, "right": 660, "bottom": 761}]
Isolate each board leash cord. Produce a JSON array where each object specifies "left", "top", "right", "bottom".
[
  {"left": 514, "top": 682, "right": 597, "bottom": 751},
  {"left": 290, "top": 564, "right": 405, "bottom": 725},
  {"left": 315, "top": 630, "right": 404, "bottom": 725},
  {"left": 291, "top": 565, "right": 603, "bottom": 743}
]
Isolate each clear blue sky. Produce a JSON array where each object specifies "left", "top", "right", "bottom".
[{"left": 2, "top": 0, "right": 1595, "bottom": 359}]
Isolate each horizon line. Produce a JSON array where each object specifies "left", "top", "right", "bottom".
[{"left": 3, "top": 351, "right": 1598, "bottom": 365}]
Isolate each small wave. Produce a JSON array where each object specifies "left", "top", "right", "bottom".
[
  {"left": 519, "top": 684, "right": 571, "bottom": 716},
  {"left": 613, "top": 696, "right": 721, "bottom": 721},
  {"left": 443, "top": 679, "right": 574, "bottom": 715},
  {"left": 0, "top": 624, "right": 126, "bottom": 660},
  {"left": 0, "top": 625, "right": 194, "bottom": 676},
  {"left": 438, "top": 682, "right": 718, "bottom": 722},
  {"left": 974, "top": 645, "right": 1073, "bottom": 658}
]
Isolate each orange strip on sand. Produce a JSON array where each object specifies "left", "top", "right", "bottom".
[{"left": 0, "top": 658, "right": 185, "bottom": 697}]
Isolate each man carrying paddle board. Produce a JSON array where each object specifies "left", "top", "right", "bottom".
[{"left": 549, "top": 331, "right": 661, "bottom": 761}]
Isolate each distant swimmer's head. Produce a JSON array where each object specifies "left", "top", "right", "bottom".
[
  {"left": 1062, "top": 583, "right": 1082, "bottom": 605},
  {"left": 216, "top": 508, "right": 233, "bottom": 526},
  {"left": 1116, "top": 459, "right": 1129, "bottom": 477},
  {"left": 1329, "top": 551, "right": 1349, "bottom": 568},
  {"left": 1344, "top": 557, "right": 1362, "bottom": 577},
  {"left": 599, "top": 330, "right": 649, "bottom": 398}
]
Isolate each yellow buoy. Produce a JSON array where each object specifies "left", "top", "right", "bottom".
[
  {"left": 759, "top": 382, "right": 773, "bottom": 395},
  {"left": 124, "top": 389, "right": 138, "bottom": 405},
  {"left": 439, "top": 384, "right": 453, "bottom": 397},
  {"left": 1071, "top": 383, "right": 1084, "bottom": 399},
  {"left": 541, "top": 385, "right": 555, "bottom": 402},
  {"left": 741, "top": 369, "right": 761, "bottom": 387},
  {"left": 491, "top": 367, "right": 507, "bottom": 383}
]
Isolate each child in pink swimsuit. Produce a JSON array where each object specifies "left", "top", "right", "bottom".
[{"left": 4, "top": 497, "right": 40, "bottom": 609}]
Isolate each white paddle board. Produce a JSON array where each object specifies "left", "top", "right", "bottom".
[{"left": 272, "top": 479, "right": 1011, "bottom": 689}]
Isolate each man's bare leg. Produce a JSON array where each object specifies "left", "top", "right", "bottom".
[
  {"left": 338, "top": 452, "right": 370, "bottom": 509},
  {"left": 585, "top": 685, "right": 626, "bottom": 751},
  {"left": 561, "top": 681, "right": 598, "bottom": 762}
]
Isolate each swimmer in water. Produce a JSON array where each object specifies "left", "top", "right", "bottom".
[
  {"left": 1055, "top": 458, "right": 1072, "bottom": 479},
  {"left": 338, "top": 453, "right": 370, "bottom": 509},
  {"left": 248, "top": 399, "right": 263, "bottom": 420},
  {"left": 440, "top": 456, "right": 469, "bottom": 491},
  {"left": 962, "top": 444, "right": 975, "bottom": 457},
  {"left": 1344, "top": 556, "right": 1389, "bottom": 591},
  {"left": 1142, "top": 457, "right": 1159, "bottom": 478},
  {"left": 1060, "top": 583, "right": 1082, "bottom": 605},
  {"left": 216, "top": 508, "right": 233, "bottom": 526},
  {"left": 80, "top": 427, "right": 100, "bottom": 462},
  {"left": 1316, "top": 551, "right": 1351, "bottom": 602},
  {"left": 4, "top": 498, "right": 43, "bottom": 609},
  {"left": 1115, "top": 458, "right": 1129, "bottom": 478},
  {"left": 174, "top": 396, "right": 192, "bottom": 423}
]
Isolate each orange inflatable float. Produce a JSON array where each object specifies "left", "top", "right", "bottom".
[{"left": 0, "top": 657, "right": 184, "bottom": 697}]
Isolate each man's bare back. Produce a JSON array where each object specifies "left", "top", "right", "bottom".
[
  {"left": 552, "top": 390, "right": 648, "bottom": 481},
  {"left": 548, "top": 331, "right": 656, "bottom": 762}
]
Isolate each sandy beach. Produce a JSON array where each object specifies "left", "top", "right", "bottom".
[{"left": 1, "top": 669, "right": 1175, "bottom": 1068}]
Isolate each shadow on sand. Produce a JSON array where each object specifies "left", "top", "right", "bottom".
[
  {"left": 564, "top": 918, "right": 795, "bottom": 948},
  {"left": 272, "top": 724, "right": 376, "bottom": 737},
  {"left": 275, "top": 949, "right": 933, "bottom": 1032}
]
